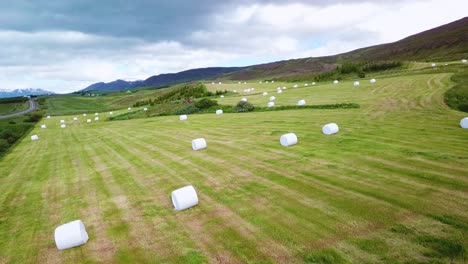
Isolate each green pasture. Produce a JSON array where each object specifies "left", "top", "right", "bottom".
[{"left": 0, "top": 66, "right": 467, "bottom": 263}]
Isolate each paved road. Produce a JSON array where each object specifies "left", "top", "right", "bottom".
[{"left": 0, "top": 99, "right": 37, "bottom": 119}]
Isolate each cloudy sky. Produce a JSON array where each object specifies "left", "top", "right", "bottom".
[{"left": 0, "top": 0, "right": 466, "bottom": 93}]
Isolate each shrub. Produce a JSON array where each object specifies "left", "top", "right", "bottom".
[
  {"left": 173, "top": 105, "right": 200, "bottom": 115},
  {"left": 23, "top": 112, "right": 43, "bottom": 122},
  {"left": 234, "top": 101, "right": 255, "bottom": 113},
  {"left": 195, "top": 98, "right": 218, "bottom": 109}
]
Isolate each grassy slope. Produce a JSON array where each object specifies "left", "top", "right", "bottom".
[
  {"left": 0, "top": 67, "right": 467, "bottom": 263},
  {"left": 0, "top": 101, "right": 29, "bottom": 116}
]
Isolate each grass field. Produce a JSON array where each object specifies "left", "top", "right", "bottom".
[
  {"left": 0, "top": 100, "right": 29, "bottom": 116},
  {"left": 0, "top": 65, "right": 467, "bottom": 263}
]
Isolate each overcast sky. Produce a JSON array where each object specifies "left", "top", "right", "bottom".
[{"left": 0, "top": 0, "right": 466, "bottom": 93}]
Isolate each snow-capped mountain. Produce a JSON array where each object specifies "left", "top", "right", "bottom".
[{"left": 0, "top": 88, "right": 55, "bottom": 98}]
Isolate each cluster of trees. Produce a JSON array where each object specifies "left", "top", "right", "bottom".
[{"left": 313, "top": 61, "right": 403, "bottom": 81}]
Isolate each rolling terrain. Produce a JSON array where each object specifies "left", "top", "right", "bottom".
[{"left": 0, "top": 62, "right": 466, "bottom": 263}]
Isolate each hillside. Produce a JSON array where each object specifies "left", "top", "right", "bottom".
[
  {"left": 82, "top": 67, "right": 246, "bottom": 92},
  {"left": 227, "top": 16, "right": 468, "bottom": 80}
]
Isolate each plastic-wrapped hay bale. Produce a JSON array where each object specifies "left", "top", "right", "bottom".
[
  {"left": 41, "top": 125, "right": 47, "bottom": 129},
  {"left": 172, "top": 186, "right": 198, "bottom": 211},
  {"left": 220, "top": 95, "right": 224, "bottom": 98},
  {"left": 94, "top": 117, "right": 99, "bottom": 121},
  {"left": 293, "top": 84, "right": 298, "bottom": 88},
  {"left": 262, "top": 92, "right": 268, "bottom": 96},
  {"left": 333, "top": 80, "right": 339, "bottom": 84},
  {"left": 47, "top": 116, "right": 51, "bottom": 119},
  {"left": 460, "top": 117, "right": 468, "bottom": 128},
  {"left": 83, "top": 114, "right": 87, "bottom": 116},
  {"left": 354, "top": 81, "right": 360, "bottom": 86},
  {"left": 304, "top": 83, "right": 308, "bottom": 86},
  {"left": 144, "top": 108, "right": 148, "bottom": 111},
  {"left": 268, "top": 102, "right": 275, "bottom": 107},
  {"left": 95, "top": 113, "right": 98, "bottom": 116},
  {"left": 370, "top": 79, "right": 376, "bottom": 84},
  {"left": 297, "top": 99, "right": 306, "bottom": 106},
  {"left": 192, "top": 138, "right": 207, "bottom": 151},
  {"left": 462, "top": 59, "right": 467, "bottom": 64},
  {"left": 31, "top": 135, "right": 39, "bottom": 141},
  {"left": 73, "top": 117, "right": 78, "bottom": 121},
  {"left": 312, "top": 82, "right": 316, "bottom": 85},
  {"left": 109, "top": 111, "right": 113, "bottom": 115},
  {"left": 61, "top": 124, "right": 66, "bottom": 128},
  {"left": 432, "top": 63, "right": 436, "bottom": 67},
  {"left": 277, "top": 90, "right": 282, "bottom": 94},
  {"left": 241, "top": 98, "right": 248, "bottom": 102},
  {"left": 179, "top": 115, "right": 188, "bottom": 121},
  {"left": 128, "top": 107, "right": 131, "bottom": 110},
  {"left": 233, "top": 90, "right": 237, "bottom": 92},
  {"left": 216, "top": 109, "right": 223, "bottom": 115},
  {"left": 322, "top": 123, "right": 339, "bottom": 135},
  {"left": 280, "top": 133, "right": 297, "bottom": 146},
  {"left": 54, "top": 220, "right": 89, "bottom": 250},
  {"left": 269, "top": 96, "right": 276, "bottom": 101},
  {"left": 60, "top": 120, "right": 65, "bottom": 124},
  {"left": 87, "top": 119, "right": 92, "bottom": 123}
]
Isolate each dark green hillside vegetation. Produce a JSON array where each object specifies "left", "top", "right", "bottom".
[{"left": 445, "top": 69, "right": 468, "bottom": 112}]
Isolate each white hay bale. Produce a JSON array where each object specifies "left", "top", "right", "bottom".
[
  {"left": 54, "top": 220, "right": 89, "bottom": 250},
  {"left": 272, "top": 81, "right": 275, "bottom": 83},
  {"left": 60, "top": 120, "right": 65, "bottom": 124},
  {"left": 297, "top": 99, "right": 306, "bottom": 106},
  {"left": 109, "top": 111, "right": 113, "bottom": 115},
  {"left": 293, "top": 84, "right": 298, "bottom": 88},
  {"left": 277, "top": 87, "right": 281, "bottom": 90},
  {"left": 238, "top": 81, "right": 241, "bottom": 84},
  {"left": 280, "top": 133, "right": 298, "bottom": 147},
  {"left": 251, "top": 88, "right": 254, "bottom": 91},
  {"left": 322, "top": 123, "right": 339, "bottom": 135},
  {"left": 312, "top": 82, "right": 316, "bottom": 85},
  {"left": 353, "top": 81, "right": 360, "bottom": 86},
  {"left": 31, "top": 135, "right": 39, "bottom": 141},
  {"left": 304, "top": 83, "right": 308, "bottom": 86},
  {"left": 95, "top": 113, "right": 98, "bottom": 116},
  {"left": 87, "top": 119, "right": 91, "bottom": 123},
  {"left": 61, "top": 124, "right": 66, "bottom": 128},
  {"left": 262, "top": 92, "right": 268, "bottom": 96},
  {"left": 179, "top": 115, "right": 188, "bottom": 121},
  {"left": 73, "top": 117, "right": 78, "bottom": 121},
  {"left": 462, "top": 59, "right": 467, "bottom": 64},
  {"left": 333, "top": 80, "right": 339, "bottom": 84},
  {"left": 266, "top": 81, "right": 269, "bottom": 83},
  {"left": 283, "top": 86, "right": 287, "bottom": 90},
  {"left": 216, "top": 109, "right": 223, "bottom": 115},
  {"left": 94, "top": 117, "right": 99, "bottom": 121},
  {"left": 269, "top": 96, "right": 276, "bottom": 101},
  {"left": 259, "top": 81, "right": 263, "bottom": 84},
  {"left": 192, "top": 138, "right": 207, "bottom": 151},
  {"left": 244, "top": 82, "right": 247, "bottom": 84},
  {"left": 431, "top": 63, "right": 436, "bottom": 67},
  {"left": 277, "top": 89, "right": 282, "bottom": 94},
  {"left": 128, "top": 107, "right": 131, "bottom": 110},
  {"left": 144, "top": 108, "right": 148, "bottom": 111},
  {"left": 47, "top": 116, "right": 51, "bottom": 119},
  {"left": 220, "top": 95, "right": 224, "bottom": 98},
  {"left": 460, "top": 117, "right": 468, "bottom": 128},
  {"left": 171, "top": 185, "right": 198, "bottom": 211},
  {"left": 41, "top": 125, "right": 47, "bottom": 129},
  {"left": 83, "top": 114, "right": 87, "bottom": 116},
  {"left": 268, "top": 102, "right": 275, "bottom": 107},
  {"left": 241, "top": 98, "right": 248, "bottom": 102},
  {"left": 370, "top": 79, "right": 376, "bottom": 84},
  {"left": 233, "top": 90, "right": 237, "bottom": 92},
  {"left": 218, "top": 82, "right": 222, "bottom": 84},
  {"left": 211, "top": 82, "right": 215, "bottom": 84}
]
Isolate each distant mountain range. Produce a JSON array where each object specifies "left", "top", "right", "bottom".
[
  {"left": 81, "top": 67, "right": 246, "bottom": 92},
  {"left": 0, "top": 88, "right": 55, "bottom": 98}
]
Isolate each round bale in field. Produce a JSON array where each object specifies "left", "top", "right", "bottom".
[
  {"left": 220, "top": 95, "right": 224, "bottom": 98},
  {"left": 60, "top": 120, "right": 65, "bottom": 124},
  {"left": 354, "top": 81, "right": 360, "bottom": 86},
  {"left": 216, "top": 109, "right": 223, "bottom": 115},
  {"left": 268, "top": 102, "right": 275, "bottom": 107},
  {"left": 312, "top": 82, "right": 316, "bottom": 85},
  {"left": 280, "top": 133, "right": 298, "bottom": 146},
  {"left": 47, "top": 116, "right": 51, "bottom": 119},
  {"left": 241, "top": 98, "right": 247, "bottom": 102},
  {"left": 262, "top": 92, "right": 268, "bottom": 96},
  {"left": 192, "top": 138, "right": 207, "bottom": 151},
  {"left": 179, "top": 115, "right": 188, "bottom": 121},
  {"left": 462, "top": 59, "right": 467, "bottom": 64},
  {"left": 41, "top": 124, "right": 47, "bottom": 129},
  {"left": 31, "top": 135, "right": 39, "bottom": 141},
  {"left": 54, "top": 220, "right": 89, "bottom": 250},
  {"left": 370, "top": 79, "right": 376, "bottom": 84},
  {"left": 87, "top": 119, "right": 92, "bottom": 123},
  {"left": 277, "top": 90, "right": 282, "bottom": 94},
  {"left": 109, "top": 111, "right": 113, "bottom": 115},
  {"left": 95, "top": 117, "right": 99, "bottom": 121},
  {"left": 83, "top": 114, "right": 87, "bottom": 116},
  {"left": 144, "top": 108, "right": 148, "bottom": 111},
  {"left": 269, "top": 96, "right": 276, "bottom": 101},
  {"left": 333, "top": 80, "right": 339, "bottom": 84},
  {"left": 322, "top": 123, "right": 339, "bottom": 135},
  {"left": 61, "top": 124, "right": 66, "bottom": 128},
  {"left": 460, "top": 117, "right": 468, "bottom": 128},
  {"left": 297, "top": 99, "right": 306, "bottom": 106},
  {"left": 172, "top": 186, "right": 198, "bottom": 211},
  {"left": 128, "top": 107, "right": 131, "bottom": 110},
  {"left": 73, "top": 117, "right": 78, "bottom": 121},
  {"left": 95, "top": 113, "right": 98, "bottom": 116},
  {"left": 432, "top": 63, "right": 436, "bottom": 67}
]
